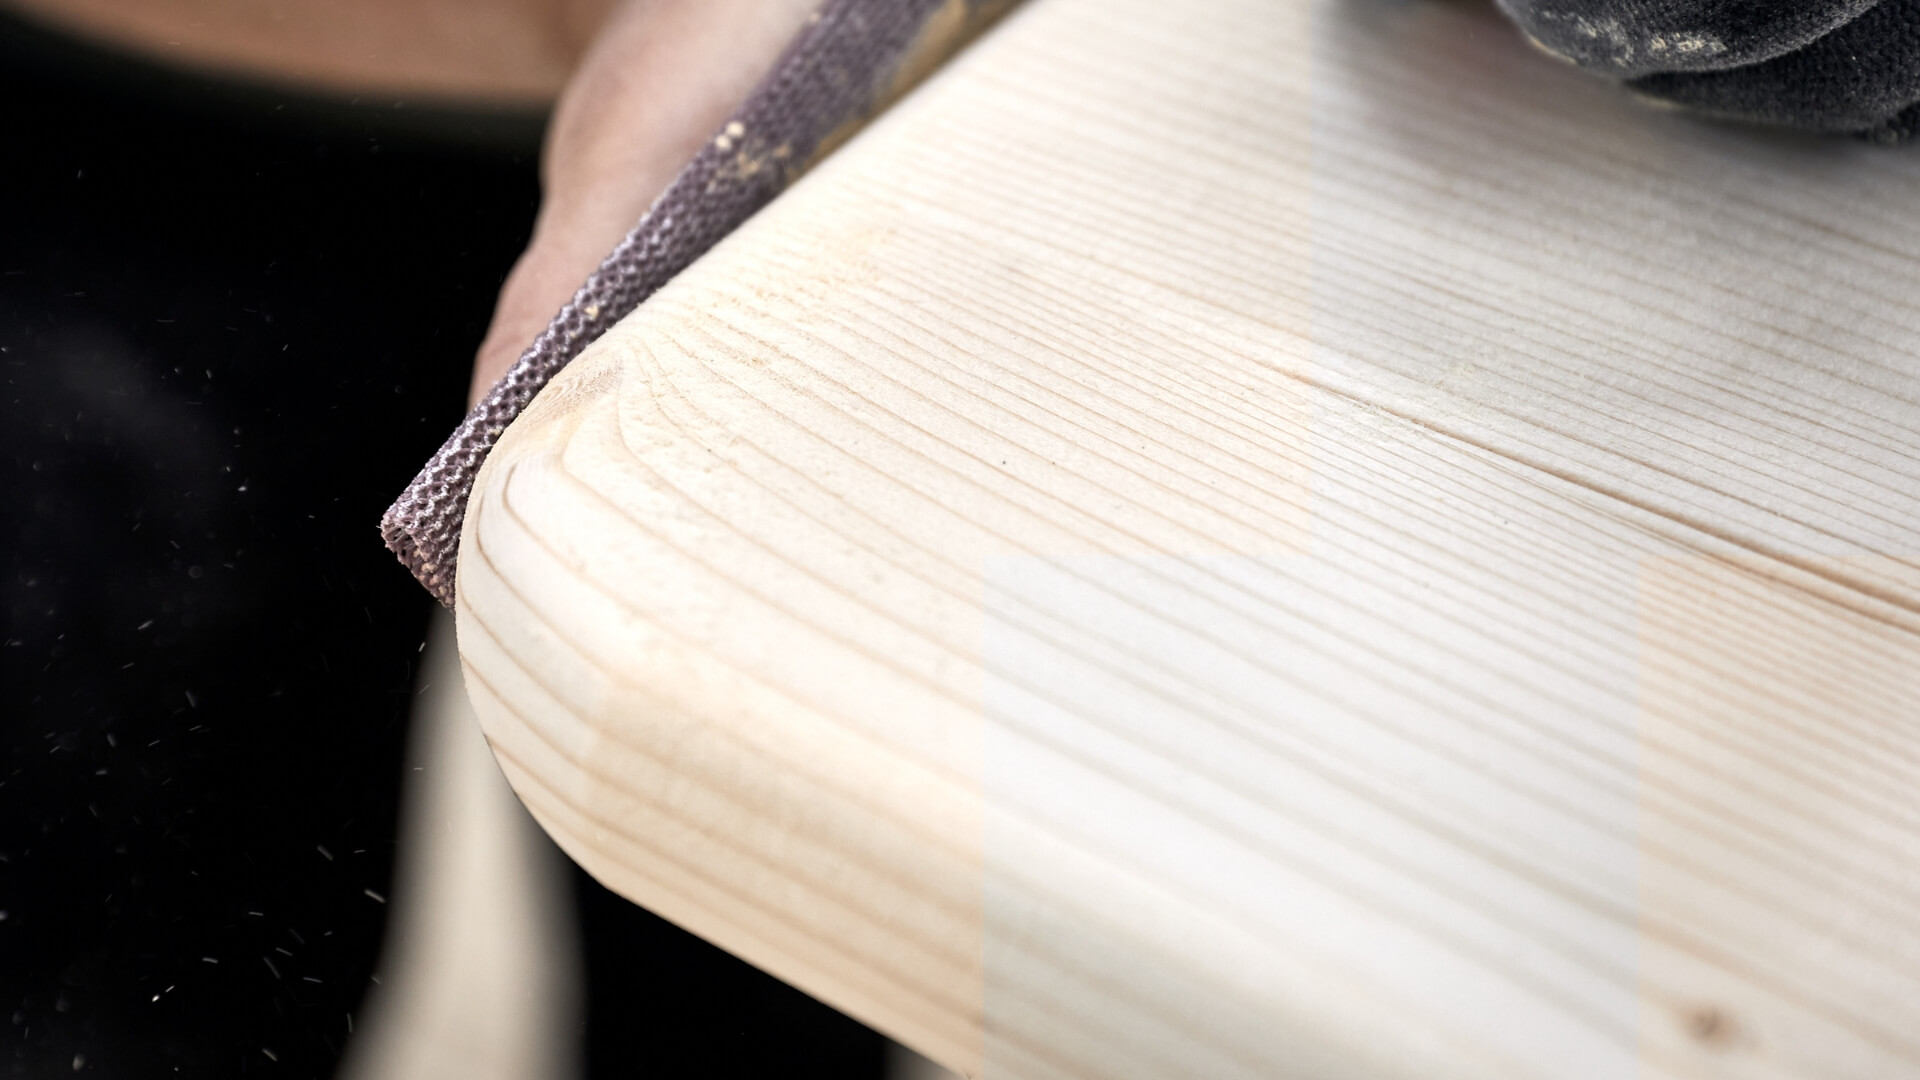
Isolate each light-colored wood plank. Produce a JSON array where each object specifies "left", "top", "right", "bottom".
[{"left": 455, "top": 0, "right": 1920, "bottom": 1075}]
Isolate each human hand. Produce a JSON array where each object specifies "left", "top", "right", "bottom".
[{"left": 467, "top": 0, "right": 819, "bottom": 404}]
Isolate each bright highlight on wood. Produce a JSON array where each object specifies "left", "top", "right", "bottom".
[{"left": 454, "top": 0, "right": 1920, "bottom": 1076}]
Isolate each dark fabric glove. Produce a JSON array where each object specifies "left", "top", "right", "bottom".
[{"left": 1495, "top": 0, "right": 1920, "bottom": 141}]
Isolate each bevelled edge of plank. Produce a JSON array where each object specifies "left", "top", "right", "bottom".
[{"left": 454, "top": 325, "right": 991, "bottom": 1067}]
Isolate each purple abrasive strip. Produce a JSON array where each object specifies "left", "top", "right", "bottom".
[{"left": 382, "top": 0, "right": 1003, "bottom": 608}]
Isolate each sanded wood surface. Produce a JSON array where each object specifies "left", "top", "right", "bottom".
[{"left": 453, "top": 0, "right": 1920, "bottom": 1075}]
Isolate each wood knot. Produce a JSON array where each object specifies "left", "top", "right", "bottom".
[{"left": 1682, "top": 1004, "right": 1737, "bottom": 1049}]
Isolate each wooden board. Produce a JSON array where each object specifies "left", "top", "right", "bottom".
[{"left": 452, "top": 0, "right": 1920, "bottom": 1075}]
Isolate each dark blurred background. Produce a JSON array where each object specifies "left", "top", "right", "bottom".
[{"left": 0, "top": 11, "right": 886, "bottom": 1077}]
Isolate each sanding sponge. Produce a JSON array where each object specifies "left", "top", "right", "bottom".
[{"left": 381, "top": 0, "right": 1008, "bottom": 608}]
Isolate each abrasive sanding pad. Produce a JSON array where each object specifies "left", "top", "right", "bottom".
[{"left": 382, "top": 0, "right": 1009, "bottom": 608}]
